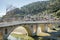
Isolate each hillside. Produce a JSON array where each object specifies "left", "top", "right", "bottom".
[
  {"left": 2, "top": 0, "right": 60, "bottom": 22},
  {"left": 3, "top": 1, "right": 49, "bottom": 17}
]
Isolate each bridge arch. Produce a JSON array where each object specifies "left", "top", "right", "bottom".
[{"left": 4, "top": 24, "right": 33, "bottom": 39}]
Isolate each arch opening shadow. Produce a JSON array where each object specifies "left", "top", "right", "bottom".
[{"left": 8, "top": 25, "right": 32, "bottom": 39}]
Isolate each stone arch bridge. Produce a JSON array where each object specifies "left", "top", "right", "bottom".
[{"left": 0, "top": 21, "right": 60, "bottom": 40}]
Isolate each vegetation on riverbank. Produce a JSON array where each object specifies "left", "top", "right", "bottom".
[
  {"left": 11, "top": 33, "right": 34, "bottom": 40},
  {"left": 11, "top": 33, "right": 52, "bottom": 40}
]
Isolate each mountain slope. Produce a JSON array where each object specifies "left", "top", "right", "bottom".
[{"left": 3, "top": 1, "right": 49, "bottom": 18}]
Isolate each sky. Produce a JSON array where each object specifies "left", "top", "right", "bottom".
[{"left": 0, "top": 0, "right": 47, "bottom": 17}]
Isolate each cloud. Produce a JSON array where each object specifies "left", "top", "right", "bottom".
[{"left": 0, "top": 12, "right": 6, "bottom": 17}]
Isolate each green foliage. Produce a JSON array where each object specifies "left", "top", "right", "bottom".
[
  {"left": 2, "top": 0, "right": 60, "bottom": 20},
  {"left": 56, "top": 10, "right": 60, "bottom": 18},
  {"left": 3, "top": 1, "right": 49, "bottom": 18},
  {"left": 49, "top": 0, "right": 60, "bottom": 17},
  {"left": 11, "top": 33, "right": 34, "bottom": 40},
  {"left": 21, "top": 1, "right": 49, "bottom": 15}
]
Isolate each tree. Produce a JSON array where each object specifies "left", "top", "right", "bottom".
[
  {"left": 49, "top": 0, "right": 60, "bottom": 18},
  {"left": 56, "top": 10, "right": 60, "bottom": 18}
]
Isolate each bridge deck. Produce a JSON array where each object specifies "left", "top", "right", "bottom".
[{"left": 0, "top": 21, "right": 60, "bottom": 27}]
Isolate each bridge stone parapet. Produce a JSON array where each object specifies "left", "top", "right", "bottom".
[{"left": 0, "top": 20, "right": 60, "bottom": 27}]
